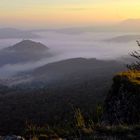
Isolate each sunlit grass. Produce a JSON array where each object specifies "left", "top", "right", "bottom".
[{"left": 117, "top": 70, "right": 140, "bottom": 84}]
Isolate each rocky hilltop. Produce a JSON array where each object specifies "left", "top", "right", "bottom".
[{"left": 103, "top": 71, "right": 140, "bottom": 124}]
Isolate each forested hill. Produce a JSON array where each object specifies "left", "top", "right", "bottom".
[{"left": 0, "top": 58, "right": 125, "bottom": 134}]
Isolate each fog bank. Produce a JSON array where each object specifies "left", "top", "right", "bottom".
[{"left": 0, "top": 30, "right": 139, "bottom": 77}]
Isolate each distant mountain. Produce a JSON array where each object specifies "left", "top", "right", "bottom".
[
  {"left": 0, "top": 40, "right": 50, "bottom": 66},
  {"left": 5, "top": 40, "right": 48, "bottom": 52},
  {"left": 0, "top": 28, "right": 39, "bottom": 39},
  {"left": 35, "top": 18, "right": 140, "bottom": 34},
  {"left": 104, "top": 34, "right": 140, "bottom": 43},
  {"left": 120, "top": 19, "right": 140, "bottom": 27},
  {"left": 9, "top": 58, "right": 124, "bottom": 86},
  {"left": 31, "top": 58, "right": 124, "bottom": 84}
]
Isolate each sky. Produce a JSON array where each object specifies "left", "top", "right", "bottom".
[{"left": 0, "top": 0, "right": 140, "bottom": 28}]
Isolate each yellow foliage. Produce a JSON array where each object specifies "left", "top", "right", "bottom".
[
  {"left": 117, "top": 70, "right": 140, "bottom": 84},
  {"left": 74, "top": 108, "right": 85, "bottom": 128}
]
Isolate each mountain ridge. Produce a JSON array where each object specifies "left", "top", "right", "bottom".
[{"left": 0, "top": 28, "right": 39, "bottom": 39}]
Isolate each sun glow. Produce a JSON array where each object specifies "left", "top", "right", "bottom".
[{"left": 0, "top": 0, "right": 140, "bottom": 28}]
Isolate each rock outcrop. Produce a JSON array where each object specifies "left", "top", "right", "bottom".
[{"left": 103, "top": 71, "right": 140, "bottom": 124}]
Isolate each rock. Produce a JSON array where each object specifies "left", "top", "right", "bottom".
[
  {"left": 1, "top": 135, "right": 25, "bottom": 140},
  {"left": 103, "top": 71, "right": 140, "bottom": 124}
]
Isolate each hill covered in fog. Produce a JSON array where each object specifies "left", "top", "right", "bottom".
[
  {"left": 0, "top": 40, "right": 51, "bottom": 66},
  {"left": 104, "top": 34, "right": 140, "bottom": 43},
  {"left": 1, "top": 57, "right": 125, "bottom": 86},
  {"left": 5, "top": 40, "right": 48, "bottom": 52},
  {"left": 30, "top": 58, "right": 124, "bottom": 85}
]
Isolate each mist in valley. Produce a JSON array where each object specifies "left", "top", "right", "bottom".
[{"left": 0, "top": 29, "right": 139, "bottom": 78}]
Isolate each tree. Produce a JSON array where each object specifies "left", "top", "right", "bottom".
[{"left": 127, "top": 40, "right": 140, "bottom": 70}]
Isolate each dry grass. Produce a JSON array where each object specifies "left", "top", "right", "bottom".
[{"left": 117, "top": 70, "right": 140, "bottom": 84}]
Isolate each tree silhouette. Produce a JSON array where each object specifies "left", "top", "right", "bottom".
[{"left": 127, "top": 40, "right": 140, "bottom": 70}]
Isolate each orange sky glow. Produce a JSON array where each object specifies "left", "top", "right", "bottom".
[{"left": 0, "top": 0, "right": 140, "bottom": 28}]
